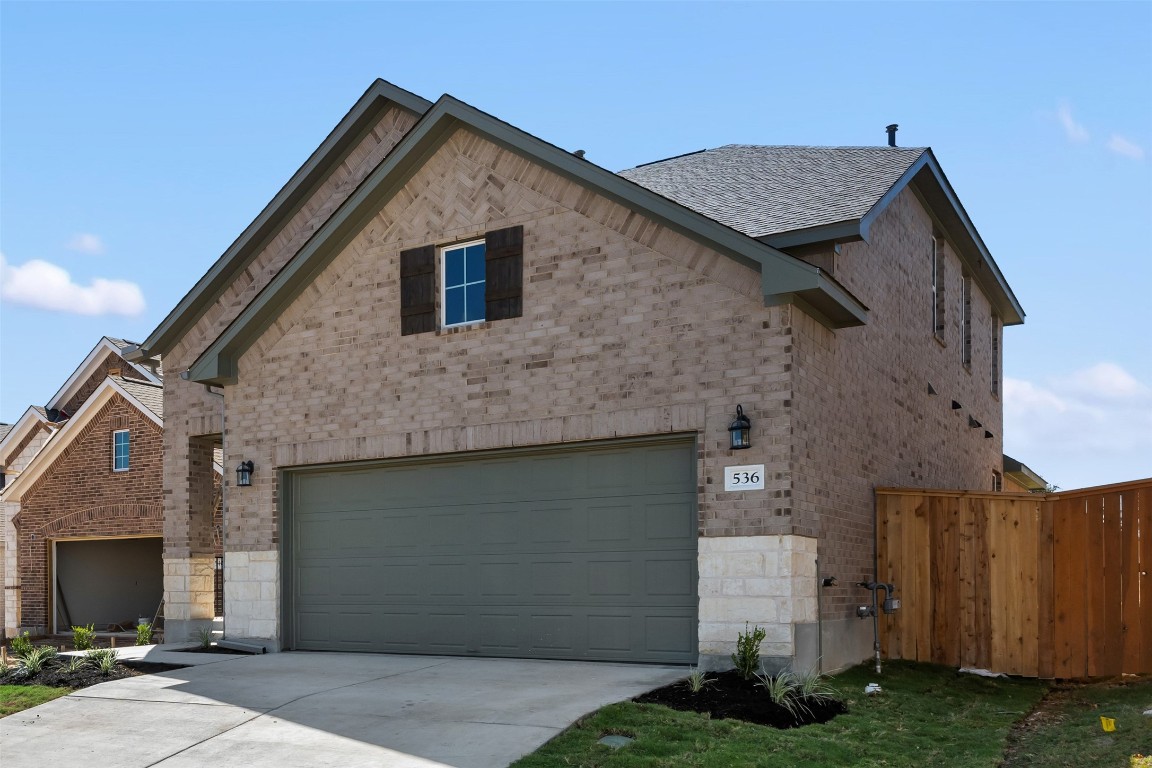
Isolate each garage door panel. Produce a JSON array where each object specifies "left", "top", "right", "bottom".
[{"left": 290, "top": 440, "right": 696, "bottom": 662}]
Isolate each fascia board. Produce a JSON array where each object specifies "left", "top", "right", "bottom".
[
  {"left": 0, "top": 407, "right": 52, "bottom": 464},
  {"left": 759, "top": 221, "right": 864, "bottom": 249},
  {"left": 190, "top": 96, "right": 870, "bottom": 384},
  {"left": 47, "top": 337, "right": 160, "bottom": 412},
  {"left": 2, "top": 379, "right": 162, "bottom": 500},
  {"left": 135, "top": 80, "right": 433, "bottom": 360}
]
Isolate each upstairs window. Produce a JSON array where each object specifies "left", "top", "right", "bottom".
[
  {"left": 990, "top": 314, "right": 1002, "bottom": 396},
  {"left": 400, "top": 225, "right": 524, "bottom": 336},
  {"left": 961, "top": 275, "right": 972, "bottom": 368},
  {"left": 113, "top": 429, "right": 130, "bottom": 471},
  {"left": 442, "top": 240, "right": 487, "bottom": 327},
  {"left": 931, "top": 237, "right": 946, "bottom": 340},
  {"left": 992, "top": 470, "right": 1003, "bottom": 492}
]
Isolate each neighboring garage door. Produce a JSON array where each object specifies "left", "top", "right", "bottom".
[
  {"left": 54, "top": 537, "right": 163, "bottom": 633},
  {"left": 285, "top": 438, "right": 697, "bottom": 663}
]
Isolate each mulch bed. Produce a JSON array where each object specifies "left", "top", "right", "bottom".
[
  {"left": 2, "top": 660, "right": 188, "bottom": 689},
  {"left": 634, "top": 670, "right": 847, "bottom": 729}
]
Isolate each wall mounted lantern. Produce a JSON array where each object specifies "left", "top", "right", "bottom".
[
  {"left": 728, "top": 405, "right": 752, "bottom": 450},
  {"left": 236, "top": 460, "right": 254, "bottom": 487}
]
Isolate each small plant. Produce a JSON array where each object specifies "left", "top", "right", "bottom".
[
  {"left": 685, "top": 667, "right": 712, "bottom": 693},
  {"left": 85, "top": 647, "right": 119, "bottom": 675},
  {"left": 196, "top": 627, "right": 214, "bottom": 648},
  {"left": 756, "top": 669, "right": 805, "bottom": 717},
  {"left": 136, "top": 622, "right": 153, "bottom": 646},
  {"left": 8, "top": 631, "right": 34, "bottom": 659},
  {"left": 732, "top": 623, "right": 766, "bottom": 680},
  {"left": 17, "top": 645, "right": 59, "bottom": 674},
  {"left": 72, "top": 623, "right": 96, "bottom": 651},
  {"left": 794, "top": 666, "right": 836, "bottom": 705},
  {"left": 62, "top": 655, "right": 89, "bottom": 674}
]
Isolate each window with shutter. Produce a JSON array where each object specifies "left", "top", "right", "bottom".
[{"left": 398, "top": 226, "right": 524, "bottom": 335}]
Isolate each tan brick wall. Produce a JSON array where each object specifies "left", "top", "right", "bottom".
[
  {"left": 162, "top": 106, "right": 419, "bottom": 559},
  {"left": 792, "top": 188, "right": 1005, "bottom": 624},
  {"left": 13, "top": 394, "right": 163, "bottom": 631},
  {"left": 223, "top": 127, "right": 797, "bottom": 559}
]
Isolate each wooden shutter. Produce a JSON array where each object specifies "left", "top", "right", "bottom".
[
  {"left": 400, "top": 245, "right": 436, "bottom": 336},
  {"left": 485, "top": 225, "right": 523, "bottom": 321}
]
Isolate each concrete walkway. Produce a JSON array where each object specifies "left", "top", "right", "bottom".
[{"left": 1, "top": 646, "right": 685, "bottom": 768}]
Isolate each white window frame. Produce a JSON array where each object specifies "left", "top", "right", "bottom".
[
  {"left": 931, "top": 236, "right": 945, "bottom": 339},
  {"left": 112, "top": 429, "right": 130, "bottom": 472},
  {"left": 440, "top": 239, "right": 486, "bottom": 328},
  {"left": 990, "top": 314, "right": 1002, "bottom": 397},
  {"left": 961, "top": 275, "right": 972, "bottom": 369}
]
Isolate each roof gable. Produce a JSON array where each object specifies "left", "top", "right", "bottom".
[
  {"left": 186, "top": 95, "right": 868, "bottom": 385},
  {"left": 0, "top": 378, "right": 163, "bottom": 502},
  {"left": 47, "top": 336, "right": 161, "bottom": 414},
  {"left": 130, "top": 79, "right": 433, "bottom": 361},
  {"left": 0, "top": 406, "right": 54, "bottom": 469}
]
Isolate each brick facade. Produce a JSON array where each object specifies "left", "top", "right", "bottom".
[
  {"left": 159, "top": 111, "right": 1012, "bottom": 669},
  {"left": 12, "top": 394, "right": 163, "bottom": 632}
]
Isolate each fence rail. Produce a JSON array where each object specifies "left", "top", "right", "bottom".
[{"left": 876, "top": 479, "right": 1152, "bottom": 679}]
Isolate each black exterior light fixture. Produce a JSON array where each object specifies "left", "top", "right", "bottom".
[
  {"left": 236, "top": 460, "right": 254, "bottom": 487},
  {"left": 728, "top": 405, "right": 752, "bottom": 450}
]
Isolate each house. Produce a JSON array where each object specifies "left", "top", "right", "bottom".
[
  {"left": 1002, "top": 454, "right": 1049, "bottom": 493},
  {"left": 127, "top": 80, "right": 1023, "bottom": 671},
  {"left": 1, "top": 338, "right": 175, "bottom": 637}
]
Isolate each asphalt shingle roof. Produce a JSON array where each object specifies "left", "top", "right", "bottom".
[
  {"left": 117, "top": 378, "right": 164, "bottom": 420},
  {"left": 618, "top": 145, "right": 927, "bottom": 239}
]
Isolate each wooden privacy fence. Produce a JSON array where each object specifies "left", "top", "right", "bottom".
[{"left": 876, "top": 479, "right": 1152, "bottom": 679}]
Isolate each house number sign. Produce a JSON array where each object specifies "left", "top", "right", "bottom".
[{"left": 724, "top": 464, "right": 765, "bottom": 491}]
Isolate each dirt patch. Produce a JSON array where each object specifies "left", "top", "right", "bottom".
[{"left": 633, "top": 670, "right": 847, "bottom": 729}]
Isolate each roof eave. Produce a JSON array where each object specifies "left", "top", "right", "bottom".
[
  {"left": 910, "top": 153, "right": 1025, "bottom": 326},
  {"left": 132, "top": 79, "right": 433, "bottom": 361},
  {"left": 188, "top": 95, "right": 870, "bottom": 384}
]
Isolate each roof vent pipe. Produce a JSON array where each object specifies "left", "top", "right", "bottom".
[{"left": 885, "top": 124, "right": 899, "bottom": 147}]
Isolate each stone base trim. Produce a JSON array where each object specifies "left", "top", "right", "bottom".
[
  {"left": 697, "top": 534, "right": 818, "bottom": 665},
  {"left": 223, "top": 550, "right": 279, "bottom": 641}
]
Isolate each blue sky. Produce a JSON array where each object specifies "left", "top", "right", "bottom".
[{"left": 1, "top": 1, "right": 1149, "bottom": 489}]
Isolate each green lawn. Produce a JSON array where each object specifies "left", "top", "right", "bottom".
[
  {"left": 513, "top": 661, "right": 1058, "bottom": 768},
  {"left": 0, "top": 685, "right": 69, "bottom": 717}
]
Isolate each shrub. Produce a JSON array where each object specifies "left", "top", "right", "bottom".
[
  {"left": 72, "top": 623, "right": 96, "bottom": 651},
  {"left": 196, "top": 627, "right": 213, "bottom": 648},
  {"left": 62, "top": 655, "right": 88, "bottom": 674},
  {"left": 136, "top": 623, "right": 153, "bottom": 646},
  {"left": 794, "top": 665, "right": 836, "bottom": 705},
  {"left": 8, "top": 631, "right": 34, "bottom": 659},
  {"left": 685, "top": 667, "right": 712, "bottom": 693},
  {"left": 18, "top": 646, "right": 59, "bottom": 674},
  {"left": 732, "top": 623, "right": 766, "bottom": 680},
  {"left": 756, "top": 670, "right": 804, "bottom": 717},
  {"left": 85, "top": 648, "right": 119, "bottom": 675}
]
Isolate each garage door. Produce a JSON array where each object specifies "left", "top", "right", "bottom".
[{"left": 285, "top": 439, "right": 697, "bottom": 663}]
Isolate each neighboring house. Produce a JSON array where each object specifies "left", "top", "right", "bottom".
[
  {"left": 127, "top": 80, "right": 1023, "bottom": 671},
  {"left": 1, "top": 338, "right": 172, "bottom": 637},
  {"left": 1002, "top": 454, "right": 1049, "bottom": 493}
]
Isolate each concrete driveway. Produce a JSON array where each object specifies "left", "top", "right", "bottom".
[{"left": 0, "top": 645, "right": 685, "bottom": 768}]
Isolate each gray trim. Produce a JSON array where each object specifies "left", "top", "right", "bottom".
[
  {"left": 134, "top": 80, "right": 432, "bottom": 360},
  {"left": 189, "top": 96, "right": 868, "bottom": 384},
  {"left": 759, "top": 221, "right": 863, "bottom": 249}
]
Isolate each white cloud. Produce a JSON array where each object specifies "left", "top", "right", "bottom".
[
  {"left": 0, "top": 252, "right": 145, "bottom": 316},
  {"left": 1056, "top": 102, "right": 1089, "bottom": 143},
  {"left": 65, "top": 233, "right": 106, "bottom": 255},
  {"left": 1106, "top": 134, "right": 1145, "bottom": 160},
  {"left": 1004, "top": 362, "right": 1152, "bottom": 489}
]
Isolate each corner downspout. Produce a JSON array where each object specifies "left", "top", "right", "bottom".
[{"left": 872, "top": 488, "right": 881, "bottom": 674}]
